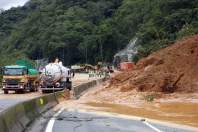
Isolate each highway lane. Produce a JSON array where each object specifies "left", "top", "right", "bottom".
[
  {"left": 0, "top": 73, "right": 97, "bottom": 113},
  {"left": 0, "top": 90, "right": 42, "bottom": 112},
  {"left": 27, "top": 108, "right": 198, "bottom": 132},
  {"left": 0, "top": 99, "right": 24, "bottom": 112}
]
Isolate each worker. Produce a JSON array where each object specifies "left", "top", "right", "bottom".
[
  {"left": 54, "top": 58, "right": 59, "bottom": 63},
  {"left": 72, "top": 70, "right": 75, "bottom": 78}
]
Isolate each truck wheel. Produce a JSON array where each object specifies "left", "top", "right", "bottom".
[
  {"left": 34, "top": 87, "right": 38, "bottom": 92},
  {"left": 16, "top": 90, "right": 24, "bottom": 94},
  {"left": 30, "top": 89, "right": 34, "bottom": 92},
  {"left": 34, "top": 83, "right": 39, "bottom": 92},
  {"left": 4, "top": 90, "right": 8, "bottom": 94},
  {"left": 42, "top": 90, "right": 51, "bottom": 93},
  {"left": 42, "top": 90, "right": 46, "bottom": 93},
  {"left": 28, "top": 82, "right": 34, "bottom": 92},
  {"left": 30, "top": 86, "right": 35, "bottom": 92},
  {"left": 66, "top": 81, "right": 72, "bottom": 91}
]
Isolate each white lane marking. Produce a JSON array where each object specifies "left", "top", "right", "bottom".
[
  {"left": 45, "top": 108, "right": 65, "bottom": 132},
  {"left": 66, "top": 108, "right": 198, "bottom": 131},
  {"left": 67, "top": 109, "right": 163, "bottom": 132},
  {"left": 143, "top": 121, "right": 163, "bottom": 132}
]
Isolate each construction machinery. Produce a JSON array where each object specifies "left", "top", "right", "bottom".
[
  {"left": 2, "top": 60, "right": 40, "bottom": 94},
  {"left": 40, "top": 61, "right": 72, "bottom": 93}
]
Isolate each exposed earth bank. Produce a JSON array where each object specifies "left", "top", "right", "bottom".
[{"left": 111, "top": 35, "right": 198, "bottom": 93}]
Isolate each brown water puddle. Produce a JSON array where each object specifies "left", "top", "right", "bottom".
[{"left": 86, "top": 102, "right": 198, "bottom": 127}]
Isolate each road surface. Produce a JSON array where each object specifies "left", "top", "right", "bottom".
[
  {"left": 27, "top": 108, "right": 197, "bottom": 132},
  {"left": 0, "top": 73, "right": 97, "bottom": 112}
]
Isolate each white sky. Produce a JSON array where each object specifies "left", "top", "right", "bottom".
[{"left": 0, "top": 0, "right": 29, "bottom": 10}]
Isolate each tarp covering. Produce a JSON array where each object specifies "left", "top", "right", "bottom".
[
  {"left": 16, "top": 59, "right": 34, "bottom": 69},
  {"left": 28, "top": 69, "right": 39, "bottom": 75}
]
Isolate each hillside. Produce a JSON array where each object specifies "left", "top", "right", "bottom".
[
  {"left": 0, "top": 0, "right": 198, "bottom": 65},
  {"left": 110, "top": 35, "right": 198, "bottom": 93}
]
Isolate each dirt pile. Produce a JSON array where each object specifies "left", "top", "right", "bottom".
[{"left": 110, "top": 35, "right": 198, "bottom": 93}]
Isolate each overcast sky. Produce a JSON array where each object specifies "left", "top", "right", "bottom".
[{"left": 0, "top": 0, "right": 29, "bottom": 10}]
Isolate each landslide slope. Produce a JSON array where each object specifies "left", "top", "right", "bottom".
[{"left": 111, "top": 35, "right": 198, "bottom": 93}]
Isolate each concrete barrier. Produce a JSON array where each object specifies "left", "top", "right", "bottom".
[
  {"left": 0, "top": 93, "right": 59, "bottom": 132},
  {"left": 0, "top": 79, "right": 104, "bottom": 132},
  {"left": 72, "top": 78, "right": 105, "bottom": 99}
]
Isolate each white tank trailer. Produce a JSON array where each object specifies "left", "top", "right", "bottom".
[{"left": 40, "top": 62, "right": 72, "bottom": 93}]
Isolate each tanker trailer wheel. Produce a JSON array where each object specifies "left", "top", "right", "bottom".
[
  {"left": 42, "top": 90, "right": 50, "bottom": 93},
  {"left": 66, "top": 81, "right": 72, "bottom": 91}
]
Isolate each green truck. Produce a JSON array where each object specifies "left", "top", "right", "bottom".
[{"left": 1, "top": 60, "right": 40, "bottom": 94}]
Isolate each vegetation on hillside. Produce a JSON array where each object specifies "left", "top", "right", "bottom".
[{"left": 0, "top": 0, "right": 197, "bottom": 65}]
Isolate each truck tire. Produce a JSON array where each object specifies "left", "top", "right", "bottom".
[
  {"left": 34, "top": 83, "right": 39, "bottom": 92},
  {"left": 30, "top": 88, "right": 35, "bottom": 92},
  {"left": 28, "top": 81, "right": 34, "bottom": 92},
  {"left": 42, "top": 90, "right": 49, "bottom": 93},
  {"left": 34, "top": 86, "right": 38, "bottom": 92},
  {"left": 66, "top": 81, "right": 72, "bottom": 91},
  {"left": 4, "top": 90, "right": 8, "bottom": 94},
  {"left": 16, "top": 90, "right": 25, "bottom": 94},
  {"left": 30, "top": 85, "right": 35, "bottom": 92},
  {"left": 41, "top": 90, "right": 46, "bottom": 93}
]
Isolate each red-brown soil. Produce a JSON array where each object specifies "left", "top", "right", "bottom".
[{"left": 110, "top": 35, "right": 198, "bottom": 93}]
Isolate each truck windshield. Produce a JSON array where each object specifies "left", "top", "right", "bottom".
[{"left": 3, "top": 68, "right": 27, "bottom": 76}]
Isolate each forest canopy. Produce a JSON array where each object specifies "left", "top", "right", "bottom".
[{"left": 0, "top": 0, "right": 197, "bottom": 65}]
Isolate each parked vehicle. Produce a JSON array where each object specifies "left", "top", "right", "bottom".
[
  {"left": 2, "top": 64, "right": 40, "bottom": 94},
  {"left": 40, "top": 62, "right": 72, "bottom": 93}
]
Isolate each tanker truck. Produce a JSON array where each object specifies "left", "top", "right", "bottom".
[{"left": 40, "top": 62, "right": 72, "bottom": 93}]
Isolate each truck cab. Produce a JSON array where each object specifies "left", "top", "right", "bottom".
[{"left": 2, "top": 65, "right": 39, "bottom": 94}]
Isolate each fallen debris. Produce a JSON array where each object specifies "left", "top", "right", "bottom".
[{"left": 110, "top": 35, "right": 198, "bottom": 93}]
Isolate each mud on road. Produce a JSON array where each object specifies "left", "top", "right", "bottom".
[{"left": 57, "top": 81, "right": 198, "bottom": 128}]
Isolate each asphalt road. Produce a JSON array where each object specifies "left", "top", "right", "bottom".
[
  {"left": 0, "top": 90, "right": 42, "bottom": 112},
  {"left": 27, "top": 108, "right": 198, "bottom": 132},
  {"left": 0, "top": 73, "right": 96, "bottom": 113},
  {"left": 0, "top": 99, "right": 24, "bottom": 112}
]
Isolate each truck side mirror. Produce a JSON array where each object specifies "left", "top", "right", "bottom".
[
  {"left": 0, "top": 67, "right": 5, "bottom": 75},
  {"left": 0, "top": 67, "right": 2, "bottom": 75}
]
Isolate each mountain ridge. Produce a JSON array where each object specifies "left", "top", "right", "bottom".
[{"left": 0, "top": 0, "right": 197, "bottom": 65}]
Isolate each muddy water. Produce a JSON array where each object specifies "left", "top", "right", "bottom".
[{"left": 86, "top": 102, "right": 198, "bottom": 127}]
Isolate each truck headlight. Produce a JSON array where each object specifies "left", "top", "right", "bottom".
[
  {"left": 2, "top": 85, "right": 6, "bottom": 89},
  {"left": 20, "top": 79, "right": 26, "bottom": 83},
  {"left": 20, "top": 85, "right": 23, "bottom": 89}
]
